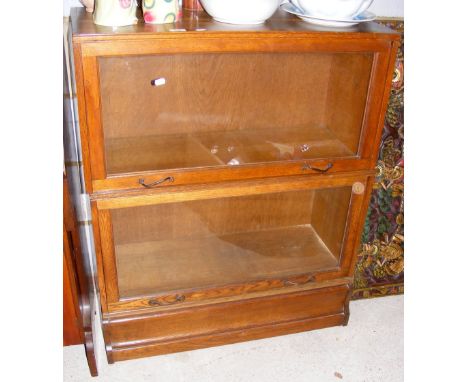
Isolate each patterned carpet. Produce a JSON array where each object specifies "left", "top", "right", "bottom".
[{"left": 352, "top": 19, "right": 404, "bottom": 299}]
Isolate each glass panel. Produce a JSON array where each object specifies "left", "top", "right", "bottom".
[
  {"left": 99, "top": 52, "right": 373, "bottom": 175},
  {"left": 111, "top": 186, "right": 352, "bottom": 299}
]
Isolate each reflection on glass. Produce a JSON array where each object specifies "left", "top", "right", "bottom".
[
  {"left": 99, "top": 52, "right": 373, "bottom": 175},
  {"left": 111, "top": 187, "right": 351, "bottom": 298}
]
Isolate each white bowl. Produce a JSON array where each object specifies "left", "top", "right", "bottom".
[
  {"left": 200, "top": 0, "right": 282, "bottom": 24},
  {"left": 291, "top": 0, "right": 374, "bottom": 19}
]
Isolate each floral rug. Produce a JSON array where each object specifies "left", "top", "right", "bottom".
[{"left": 352, "top": 18, "right": 404, "bottom": 299}]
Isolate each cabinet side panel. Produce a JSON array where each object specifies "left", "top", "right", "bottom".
[
  {"left": 91, "top": 202, "right": 110, "bottom": 313},
  {"left": 72, "top": 42, "right": 94, "bottom": 194},
  {"left": 63, "top": 230, "right": 84, "bottom": 346},
  {"left": 82, "top": 55, "right": 107, "bottom": 180}
]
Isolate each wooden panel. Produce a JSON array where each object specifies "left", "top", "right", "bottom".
[
  {"left": 99, "top": 53, "right": 330, "bottom": 141},
  {"left": 72, "top": 42, "right": 93, "bottom": 194},
  {"left": 63, "top": 227, "right": 83, "bottom": 346},
  {"left": 82, "top": 55, "right": 106, "bottom": 180},
  {"left": 92, "top": 158, "right": 372, "bottom": 192},
  {"left": 91, "top": 202, "right": 110, "bottom": 313},
  {"left": 111, "top": 191, "right": 313, "bottom": 244},
  {"left": 109, "top": 276, "right": 351, "bottom": 313},
  {"left": 111, "top": 313, "right": 346, "bottom": 362},
  {"left": 97, "top": 210, "right": 120, "bottom": 303},
  {"left": 81, "top": 36, "right": 393, "bottom": 58},
  {"left": 104, "top": 284, "right": 349, "bottom": 361},
  {"left": 71, "top": 8, "right": 400, "bottom": 42},
  {"left": 93, "top": 172, "right": 372, "bottom": 209},
  {"left": 63, "top": 175, "right": 98, "bottom": 375}
]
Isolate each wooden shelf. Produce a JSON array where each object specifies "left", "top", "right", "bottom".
[
  {"left": 115, "top": 224, "right": 339, "bottom": 299},
  {"left": 105, "top": 126, "right": 353, "bottom": 175}
]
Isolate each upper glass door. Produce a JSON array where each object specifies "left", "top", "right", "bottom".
[{"left": 98, "top": 52, "right": 373, "bottom": 176}]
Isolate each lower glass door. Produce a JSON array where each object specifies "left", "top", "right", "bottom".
[{"left": 108, "top": 185, "right": 353, "bottom": 300}]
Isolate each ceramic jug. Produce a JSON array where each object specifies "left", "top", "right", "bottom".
[
  {"left": 142, "top": 0, "right": 182, "bottom": 24},
  {"left": 79, "top": 0, "right": 95, "bottom": 12},
  {"left": 93, "top": 0, "right": 138, "bottom": 26}
]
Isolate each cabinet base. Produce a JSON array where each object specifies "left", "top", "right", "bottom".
[
  {"left": 110, "top": 312, "right": 347, "bottom": 362},
  {"left": 103, "top": 284, "right": 351, "bottom": 363}
]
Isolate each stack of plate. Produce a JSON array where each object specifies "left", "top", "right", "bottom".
[{"left": 281, "top": 2, "right": 376, "bottom": 28}]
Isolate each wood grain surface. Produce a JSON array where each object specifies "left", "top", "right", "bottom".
[
  {"left": 71, "top": 8, "right": 399, "bottom": 40},
  {"left": 70, "top": 6, "right": 400, "bottom": 362},
  {"left": 103, "top": 284, "right": 349, "bottom": 361}
]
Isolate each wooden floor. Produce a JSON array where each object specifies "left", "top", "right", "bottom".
[{"left": 115, "top": 224, "right": 338, "bottom": 299}]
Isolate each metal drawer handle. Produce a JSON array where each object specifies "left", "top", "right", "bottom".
[
  {"left": 148, "top": 294, "right": 185, "bottom": 306},
  {"left": 138, "top": 176, "right": 174, "bottom": 188},
  {"left": 302, "top": 162, "right": 333, "bottom": 173}
]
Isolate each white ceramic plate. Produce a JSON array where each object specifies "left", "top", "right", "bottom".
[{"left": 281, "top": 3, "right": 376, "bottom": 27}]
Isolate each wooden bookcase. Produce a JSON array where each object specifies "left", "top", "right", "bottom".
[{"left": 70, "top": 8, "right": 399, "bottom": 363}]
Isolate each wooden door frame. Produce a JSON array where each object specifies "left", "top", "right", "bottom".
[{"left": 92, "top": 173, "right": 372, "bottom": 314}]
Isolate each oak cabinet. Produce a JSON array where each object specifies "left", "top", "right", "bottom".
[{"left": 71, "top": 7, "right": 399, "bottom": 363}]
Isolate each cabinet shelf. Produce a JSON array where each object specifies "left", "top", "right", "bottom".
[
  {"left": 105, "top": 125, "right": 354, "bottom": 175},
  {"left": 115, "top": 224, "right": 339, "bottom": 299}
]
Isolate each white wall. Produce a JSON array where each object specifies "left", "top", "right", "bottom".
[
  {"left": 64, "top": 0, "right": 404, "bottom": 17},
  {"left": 368, "top": 0, "right": 403, "bottom": 17},
  {"left": 64, "top": 0, "right": 84, "bottom": 16}
]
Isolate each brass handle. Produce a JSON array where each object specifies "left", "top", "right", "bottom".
[
  {"left": 148, "top": 294, "right": 185, "bottom": 306},
  {"left": 302, "top": 162, "right": 333, "bottom": 173},
  {"left": 138, "top": 176, "right": 174, "bottom": 189}
]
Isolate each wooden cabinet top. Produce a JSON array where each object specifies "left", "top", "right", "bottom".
[{"left": 70, "top": 7, "right": 399, "bottom": 42}]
